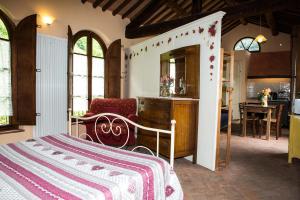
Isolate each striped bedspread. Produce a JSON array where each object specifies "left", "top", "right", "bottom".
[{"left": 0, "top": 134, "right": 183, "bottom": 200}]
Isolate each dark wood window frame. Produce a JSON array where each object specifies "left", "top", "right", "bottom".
[
  {"left": 71, "top": 30, "right": 107, "bottom": 115},
  {"left": 233, "top": 36, "right": 261, "bottom": 53},
  {"left": 0, "top": 9, "right": 18, "bottom": 131}
]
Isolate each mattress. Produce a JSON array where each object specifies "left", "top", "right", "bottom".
[{"left": 0, "top": 134, "right": 183, "bottom": 200}]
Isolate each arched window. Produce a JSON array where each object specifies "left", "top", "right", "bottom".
[
  {"left": 0, "top": 16, "right": 12, "bottom": 126},
  {"left": 72, "top": 31, "right": 106, "bottom": 116},
  {"left": 234, "top": 37, "right": 260, "bottom": 52}
]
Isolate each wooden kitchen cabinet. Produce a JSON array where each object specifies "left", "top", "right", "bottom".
[
  {"left": 248, "top": 51, "right": 291, "bottom": 78},
  {"left": 137, "top": 97, "right": 198, "bottom": 160}
]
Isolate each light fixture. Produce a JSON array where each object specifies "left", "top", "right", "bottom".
[
  {"left": 42, "top": 16, "right": 54, "bottom": 26},
  {"left": 255, "top": 16, "right": 267, "bottom": 43}
]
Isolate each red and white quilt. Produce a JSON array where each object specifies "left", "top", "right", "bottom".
[{"left": 0, "top": 134, "right": 183, "bottom": 200}]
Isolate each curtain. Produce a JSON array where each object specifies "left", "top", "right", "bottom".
[{"left": 0, "top": 39, "right": 12, "bottom": 116}]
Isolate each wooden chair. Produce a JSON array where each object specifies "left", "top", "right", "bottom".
[
  {"left": 239, "top": 102, "right": 260, "bottom": 137},
  {"left": 261, "top": 104, "right": 284, "bottom": 140}
]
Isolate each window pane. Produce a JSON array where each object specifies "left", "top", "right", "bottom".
[
  {"left": 241, "top": 38, "right": 253, "bottom": 49},
  {"left": 72, "top": 97, "right": 88, "bottom": 116},
  {"left": 74, "top": 36, "right": 87, "bottom": 55},
  {"left": 92, "top": 57, "right": 104, "bottom": 99},
  {"left": 0, "top": 19, "right": 9, "bottom": 40},
  {"left": 234, "top": 41, "right": 244, "bottom": 50},
  {"left": 92, "top": 38, "right": 103, "bottom": 58},
  {"left": 249, "top": 41, "right": 260, "bottom": 52},
  {"left": 0, "top": 39, "right": 12, "bottom": 125},
  {"left": 72, "top": 54, "right": 88, "bottom": 115}
]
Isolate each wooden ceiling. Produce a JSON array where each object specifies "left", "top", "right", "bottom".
[{"left": 81, "top": 0, "right": 300, "bottom": 38}]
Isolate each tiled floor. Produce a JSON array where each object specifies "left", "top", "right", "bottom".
[{"left": 174, "top": 130, "right": 300, "bottom": 200}]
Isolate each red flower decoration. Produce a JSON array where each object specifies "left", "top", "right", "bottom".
[
  {"left": 199, "top": 27, "right": 204, "bottom": 33},
  {"left": 210, "top": 42, "right": 214, "bottom": 50},
  {"left": 209, "top": 55, "right": 215, "bottom": 62},
  {"left": 165, "top": 185, "right": 175, "bottom": 197},
  {"left": 210, "top": 65, "right": 214, "bottom": 69},
  {"left": 208, "top": 24, "right": 216, "bottom": 37}
]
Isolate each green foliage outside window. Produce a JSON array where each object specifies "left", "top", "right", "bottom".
[
  {"left": 72, "top": 111, "right": 86, "bottom": 117},
  {"left": 0, "top": 19, "right": 9, "bottom": 40},
  {"left": 92, "top": 38, "right": 103, "bottom": 58},
  {"left": 0, "top": 116, "right": 9, "bottom": 126},
  {"left": 74, "top": 36, "right": 87, "bottom": 55}
]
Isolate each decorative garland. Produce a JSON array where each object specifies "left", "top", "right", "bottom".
[{"left": 125, "top": 20, "right": 219, "bottom": 81}]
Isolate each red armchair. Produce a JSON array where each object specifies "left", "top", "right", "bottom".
[{"left": 84, "top": 98, "right": 138, "bottom": 146}]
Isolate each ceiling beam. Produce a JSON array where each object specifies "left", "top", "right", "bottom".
[
  {"left": 93, "top": 0, "right": 104, "bottom": 8},
  {"left": 192, "top": 0, "right": 202, "bottom": 14},
  {"left": 125, "top": 0, "right": 299, "bottom": 38},
  {"left": 148, "top": 1, "right": 189, "bottom": 25},
  {"left": 166, "top": 0, "right": 188, "bottom": 16},
  {"left": 126, "top": 0, "right": 164, "bottom": 25},
  {"left": 112, "top": 0, "right": 131, "bottom": 16},
  {"left": 144, "top": 5, "right": 169, "bottom": 25},
  {"left": 122, "top": 0, "right": 144, "bottom": 19},
  {"left": 225, "top": 0, "right": 247, "bottom": 25},
  {"left": 102, "top": 0, "right": 117, "bottom": 11},
  {"left": 265, "top": 12, "right": 279, "bottom": 36}
]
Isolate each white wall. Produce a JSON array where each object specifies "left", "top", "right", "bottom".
[
  {"left": 127, "top": 12, "right": 225, "bottom": 171},
  {"left": 222, "top": 23, "right": 290, "bottom": 52}
]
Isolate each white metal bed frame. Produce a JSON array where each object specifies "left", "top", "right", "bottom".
[{"left": 68, "top": 109, "right": 176, "bottom": 169}]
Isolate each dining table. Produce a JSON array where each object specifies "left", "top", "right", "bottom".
[{"left": 242, "top": 104, "right": 276, "bottom": 140}]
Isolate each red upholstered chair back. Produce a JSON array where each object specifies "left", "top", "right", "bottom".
[{"left": 89, "top": 98, "right": 137, "bottom": 117}]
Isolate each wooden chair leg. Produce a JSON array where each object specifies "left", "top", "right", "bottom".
[
  {"left": 252, "top": 120, "right": 256, "bottom": 138},
  {"left": 257, "top": 120, "right": 261, "bottom": 138},
  {"left": 240, "top": 120, "right": 243, "bottom": 136},
  {"left": 276, "top": 124, "right": 279, "bottom": 140},
  {"left": 279, "top": 125, "right": 282, "bottom": 137}
]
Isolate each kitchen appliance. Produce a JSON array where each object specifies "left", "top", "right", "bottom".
[{"left": 294, "top": 99, "right": 300, "bottom": 114}]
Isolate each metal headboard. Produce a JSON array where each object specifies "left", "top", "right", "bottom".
[{"left": 68, "top": 109, "right": 176, "bottom": 169}]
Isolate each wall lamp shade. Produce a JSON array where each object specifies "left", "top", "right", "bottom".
[
  {"left": 42, "top": 16, "right": 54, "bottom": 25},
  {"left": 255, "top": 34, "right": 267, "bottom": 43}
]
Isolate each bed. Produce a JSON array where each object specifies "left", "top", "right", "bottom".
[{"left": 0, "top": 112, "right": 183, "bottom": 200}]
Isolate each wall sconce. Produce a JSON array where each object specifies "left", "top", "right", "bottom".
[{"left": 42, "top": 16, "right": 54, "bottom": 26}]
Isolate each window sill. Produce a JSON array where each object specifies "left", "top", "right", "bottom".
[{"left": 0, "top": 129, "right": 25, "bottom": 135}]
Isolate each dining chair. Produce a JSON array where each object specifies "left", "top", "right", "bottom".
[
  {"left": 261, "top": 104, "right": 284, "bottom": 140},
  {"left": 239, "top": 102, "right": 260, "bottom": 137}
]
